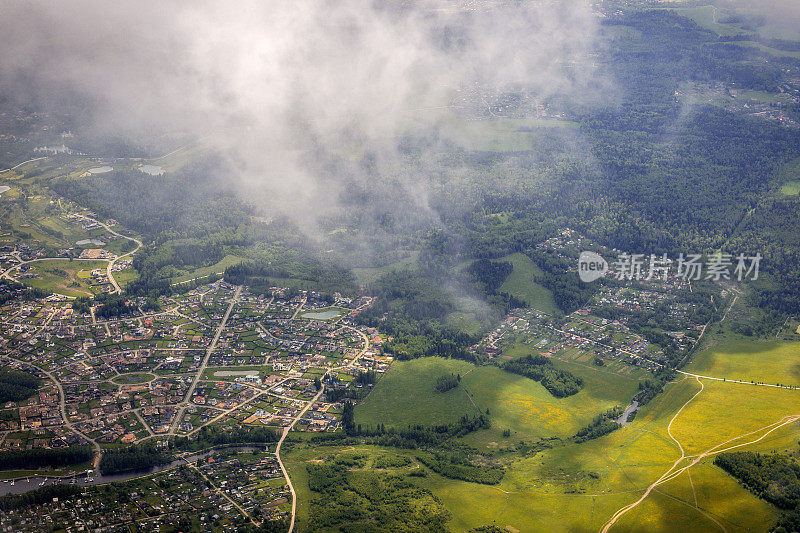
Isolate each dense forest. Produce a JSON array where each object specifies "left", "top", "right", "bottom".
[
  {"left": 0, "top": 370, "right": 41, "bottom": 404},
  {"left": 715, "top": 451, "right": 800, "bottom": 531},
  {"left": 99, "top": 443, "right": 171, "bottom": 475},
  {"left": 0, "top": 446, "right": 93, "bottom": 470}
]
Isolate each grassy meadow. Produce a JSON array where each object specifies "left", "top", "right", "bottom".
[
  {"left": 22, "top": 259, "right": 108, "bottom": 296},
  {"left": 498, "top": 252, "right": 559, "bottom": 315},
  {"left": 355, "top": 357, "right": 478, "bottom": 428}
]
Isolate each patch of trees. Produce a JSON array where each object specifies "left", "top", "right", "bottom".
[
  {"left": 358, "top": 305, "right": 481, "bottom": 364},
  {"left": 572, "top": 408, "right": 623, "bottom": 444},
  {"left": 305, "top": 461, "right": 450, "bottom": 531},
  {"left": 466, "top": 259, "right": 513, "bottom": 294},
  {"left": 715, "top": 452, "right": 800, "bottom": 510},
  {"left": 0, "top": 370, "right": 41, "bottom": 404},
  {"left": 355, "top": 370, "right": 377, "bottom": 386},
  {"left": 357, "top": 277, "right": 481, "bottom": 363},
  {"left": 172, "top": 425, "right": 279, "bottom": 452},
  {"left": 94, "top": 293, "right": 134, "bottom": 319},
  {"left": 223, "top": 256, "right": 356, "bottom": 295},
  {"left": 99, "top": 443, "right": 171, "bottom": 475},
  {"left": 361, "top": 269, "right": 454, "bottom": 323},
  {"left": 502, "top": 355, "right": 583, "bottom": 398},
  {"left": 72, "top": 296, "right": 92, "bottom": 314},
  {"left": 434, "top": 373, "right": 460, "bottom": 393},
  {"left": 0, "top": 445, "right": 93, "bottom": 470},
  {"left": 635, "top": 368, "right": 676, "bottom": 407},
  {"left": 374, "top": 454, "right": 412, "bottom": 468},
  {"left": 0, "top": 484, "right": 81, "bottom": 511},
  {"left": 715, "top": 451, "right": 800, "bottom": 531},
  {"left": 325, "top": 387, "right": 369, "bottom": 403},
  {"left": 463, "top": 258, "right": 526, "bottom": 315},
  {"left": 417, "top": 451, "right": 504, "bottom": 485},
  {"left": 334, "top": 405, "right": 491, "bottom": 449},
  {"left": 527, "top": 251, "right": 596, "bottom": 314},
  {"left": 0, "top": 280, "right": 50, "bottom": 306}
]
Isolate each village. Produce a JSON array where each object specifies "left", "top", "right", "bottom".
[
  {"left": 475, "top": 228, "right": 713, "bottom": 374},
  {"left": 1, "top": 449, "right": 291, "bottom": 531},
  {"left": 0, "top": 281, "right": 385, "bottom": 446}
]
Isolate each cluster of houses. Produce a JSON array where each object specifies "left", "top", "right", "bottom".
[{"left": 0, "top": 279, "right": 386, "bottom": 450}]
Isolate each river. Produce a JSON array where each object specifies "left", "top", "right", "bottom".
[{"left": 0, "top": 445, "right": 264, "bottom": 496}]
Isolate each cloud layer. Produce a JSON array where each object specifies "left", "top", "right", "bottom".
[{"left": 0, "top": 0, "right": 603, "bottom": 223}]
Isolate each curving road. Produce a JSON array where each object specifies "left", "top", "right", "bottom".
[
  {"left": 5, "top": 355, "right": 102, "bottom": 469},
  {"left": 275, "top": 386, "right": 324, "bottom": 533},
  {"left": 75, "top": 214, "right": 142, "bottom": 294}
]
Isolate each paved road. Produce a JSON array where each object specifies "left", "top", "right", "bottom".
[
  {"left": 169, "top": 285, "right": 242, "bottom": 434},
  {"left": 75, "top": 214, "right": 142, "bottom": 294},
  {"left": 275, "top": 387, "right": 324, "bottom": 533},
  {"left": 0, "top": 156, "right": 47, "bottom": 174},
  {"left": 5, "top": 355, "right": 102, "bottom": 469}
]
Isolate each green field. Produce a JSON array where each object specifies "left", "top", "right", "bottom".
[
  {"left": 347, "top": 329, "right": 800, "bottom": 532},
  {"left": 463, "top": 362, "right": 639, "bottom": 445},
  {"left": 21, "top": 259, "right": 108, "bottom": 297},
  {"left": 299, "top": 307, "right": 344, "bottom": 321},
  {"left": 357, "top": 347, "right": 642, "bottom": 447},
  {"left": 440, "top": 117, "right": 579, "bottom": 152},
  {"left": 687, "top": 333, "right": 800, "bottom": 388},
  {"left": 351, "top": 251, "right": 420, "bottom": 285},
  {"left": 114, "top": 266, "right": 140, "bottom": 288},
  {"left": 418, "top": 374, "right": 788, "bottom": 532},
  {"left": 355, "top": 357, "right": 478, "bottom": 427},
  {"left": 170, "top": 254, "right": 246, "bottom": 284},
  {"left": 497, "top": 252, "right": 559, "bottom": 314},
  {"left": 665, "top": 5, "right": 750, "bottom": 37}
]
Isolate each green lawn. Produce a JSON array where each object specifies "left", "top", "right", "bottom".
[
  {"left": 356, "top": 357, "right": 478, "bottom": 428},
  {"left": 498, "top": 252, "right": 559, "bottom": 314}
]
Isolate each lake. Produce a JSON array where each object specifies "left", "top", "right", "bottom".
[
  {"left": 301, "top": 309, "right": 342, "bottom": 320},
  {"left": 139, "top": 165, "right": 165, "bottom": 176},
  {"left": 0, "top": 445, "right": 264, "bottom": 496},
  {"left": 214, "top": 370, "right": 259, "bottom": 377},
  {"left": 88, "top": 166, "right": 113, "bottom": 174}
]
